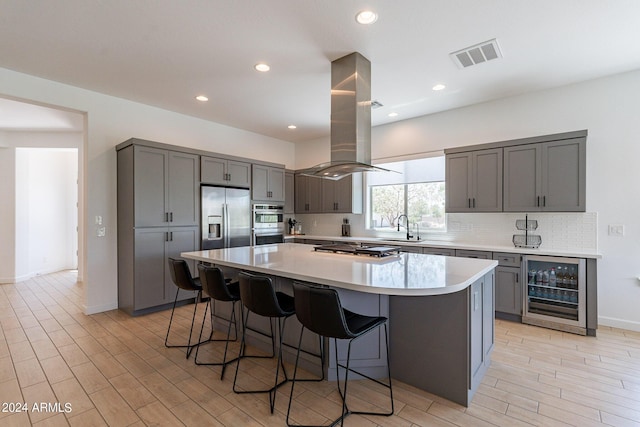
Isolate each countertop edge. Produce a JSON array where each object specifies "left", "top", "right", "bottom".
[{"left": 181, "top": 247, "right": 498, "bottom": 297}]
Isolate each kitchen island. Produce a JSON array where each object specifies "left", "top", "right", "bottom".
[{"left": 182, "top": 242, "right": 498, "bottom": 406}]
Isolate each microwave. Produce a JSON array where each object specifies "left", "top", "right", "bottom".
[{"left": 252, "top": 204, "right": 284, "bottom": 230}]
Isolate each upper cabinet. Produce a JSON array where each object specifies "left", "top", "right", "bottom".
[
  {"left": 252, "top": 165, "right": 285, "bottom": 202},
  {"left": 446, "top": 148, "right": 503, "bottom": 213},
  {"left": 504, "top": 137, "right": 586, "bottom": 212},
  {"left": 295, "top": 173, "right": 363, "bottom": 214},
  {"left": 445, "top": 130, "right": 587, "bottom": 213},
  {"left": 321, "top": 173, "right": 363, "bottom": 214},
  {"left": 284, "top": 172, "right": 295, "bottom": 214},
  {"left": 132, "top": 145, "right": 199, "bottom": 227},
  {"left": 295, "top": 174, "right": 323, "bottom": 213},
  {"left": 201, "top": 156, "right": 251, "bottom": 188}
]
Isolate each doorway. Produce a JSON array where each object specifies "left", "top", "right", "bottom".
[{"left": 0, "top": 96, "right": 85, "bottom": 284}]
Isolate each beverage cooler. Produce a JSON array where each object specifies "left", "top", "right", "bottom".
[{"left": 523, "top": 255, "right": 586, "bottom": 334}]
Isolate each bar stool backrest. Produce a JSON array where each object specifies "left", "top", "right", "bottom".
[
  {"left": 292, "top": 283, "right": 353, "bottom": 340},
  {"left": 238, "top": 272, "right": 287, "bottom": 317},
  {"left": 198, "top": 264, "right": 236, "bottom": 301},
  {"left": 168, "top": 258, "right": 200, "bottom": 291}
]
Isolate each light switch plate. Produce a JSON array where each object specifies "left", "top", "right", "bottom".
[
  {"left": 97, "top": 227, "right": 106, "bottom": 237},
  {"left": 608, "top": 224, "right": 624, "bottom": 236}
]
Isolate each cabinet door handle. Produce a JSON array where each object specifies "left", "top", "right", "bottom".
[
  {"left": 165, "top": 232, "right": 169, "bottom": 242},
  {"left": 473, "top": 198, "right": 476, "bottom": 208},
  {"left": 169, "top": 212, "right": 173, "bottom": 222},
  {"left": 537, "top": 196, "right": 540, "bottom": 207},
  {"left": 170, "top": 231, "right": 173, "bottom": 241},
  {"left": 468, "top": 198, "right": 471, "bottom": 208},
  {"left": 516, "top": 273, "right": 519, "bottom": 283},
  {"left": 543, "top": 196, "right": 546, "bottom": 207}
]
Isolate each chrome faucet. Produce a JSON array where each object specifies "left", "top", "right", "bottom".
[{"left": 397, "top": 214, "right": 413, "bottom": 240}]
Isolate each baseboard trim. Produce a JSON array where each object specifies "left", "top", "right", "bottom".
[
  {"left": 598, "top": 316, "right": 640, "bottom": 333},
  {"left": 85, "top": 302, "right": 118, "bottom": 315}
]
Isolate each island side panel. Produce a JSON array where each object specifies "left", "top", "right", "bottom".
[
  {"left": 389, "top": 270, "right": 495, "bottom": 407},
  {"left": 389, "top": 288, "right": 470, "bottom": 406}
]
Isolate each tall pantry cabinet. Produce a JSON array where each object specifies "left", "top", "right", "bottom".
[{"left": 117, "top": 140, "right": 200, "bottom": 315}]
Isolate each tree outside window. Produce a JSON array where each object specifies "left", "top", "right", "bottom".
[{"left": 368, "top": 156, "right": 446, "bottom": 232}]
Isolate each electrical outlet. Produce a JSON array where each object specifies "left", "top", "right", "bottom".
[
  {"left": 95, "top": 215, "right": 103, "bottom": 225},
  {"left": 608, "top": 224, "right": 624, "bottom": 236},
  {"left": 97, "top": 227, "right": 106, "bottom": 237}
]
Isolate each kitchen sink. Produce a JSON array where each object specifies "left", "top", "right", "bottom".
[{"left": 381, "top": 238, "right": 422, "bottom": 243}]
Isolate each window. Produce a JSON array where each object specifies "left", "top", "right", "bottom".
[{"left": 368, "top": 156, "right": 446, "bottom": 232}]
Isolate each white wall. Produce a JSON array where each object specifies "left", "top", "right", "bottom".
[
  {"left": 296, "top": 69, "right": 640, "bottom": 331},
  {"left": 14, "top": 148, "right": 78, "bottom": 277},
  {"left": 0, "top": 67, "right": 296, "bottom": 314},
  {"left": 0, "top": 148, "right": 16, "bottom": 282}
]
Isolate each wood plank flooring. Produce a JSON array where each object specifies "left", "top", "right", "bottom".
[{"left": 1, "top": 271, "right": 640, "bottom": 426}]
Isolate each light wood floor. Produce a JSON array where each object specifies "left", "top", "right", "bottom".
[{"left": 1, "top": 271, "right": 640, "bottom": 426}]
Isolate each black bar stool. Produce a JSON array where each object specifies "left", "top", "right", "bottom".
[
  {"left": 286, "top": 283, "right": 394, "bottom": 427},
  {"left": 165, "top": 258, "right": 210, "bottom": 359},
  {"left": 232, "top": 271, "right": 294, "bottom": 413},
  {"left": 194, "top": 264, "right": 241, "bottom": 379}
]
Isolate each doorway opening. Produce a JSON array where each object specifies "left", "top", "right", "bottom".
[{"left": 0, "top": 96, "right": 85, "bottom": 287}]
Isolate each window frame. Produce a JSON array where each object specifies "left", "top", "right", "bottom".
[{"left": 365, "top": 156, "right": 447, "bottom": 233}]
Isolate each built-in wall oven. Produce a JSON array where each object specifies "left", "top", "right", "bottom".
[{"left": 252, "top": 204, "right": 284, "bottom": 245}]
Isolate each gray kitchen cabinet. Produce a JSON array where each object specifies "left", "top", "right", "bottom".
[
  {"left": 284, "top": 172, "right": 295, "bottom": 214},
  {"left": 321, "top": 173, "right": 363, "bottom": 214},
  {"left": 455, "top": 249, "right": 493, "bottom": 259},
  {"left": 386, "top": 245, "right": 422, "bottom": 254},
  {"left": 390, "top": 269, "right": 494, "bottom": 406},
  {"left": 295, "top": 174, "right": 323, "bottom": 213},
  {"left": 493, "top": 252, "right": 522, "bottom": 318},
  {"left": 117, "top": 140, "right": 200, "bottom": 315},
  {"left": 504, "top": 137, "right": 586, "bottom": 212},
  {"left": 495, "top": 266, "right": 522, "bottom": 317},
  {"left": 446, "top": 148, "right": 502, "bottom": 213},
  {"left": 132, "top": 145, "right": 199, "bottom": 227},
  {"left": 252, "top": 165, "right": 285, "bottom": 202},
  {"left": 130, "top": 227, "right": 199, "bottom": 312},
  {"left": 422, "top": 247, "right": 456, "bottom": 256},
  {"left": 201, "top": 155, "right": 251, "bottom": 188}
]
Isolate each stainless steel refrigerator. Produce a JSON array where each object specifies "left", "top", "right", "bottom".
[{"left": 201, "top": 185, "right": 251, "bottom": 250}]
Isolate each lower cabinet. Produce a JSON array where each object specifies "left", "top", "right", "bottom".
[
  {"left": 470, "top": 270, "right": 495, "bottom": 392},
  {"left": 495, "top": 266, "right": 522, "bottom": 316},
  {"left": 422, "top": 247, "right": 456, "bottom": 256},
  {"left": 493, "top": 252, "right": 523, "bottom": 318},
  {"left": 119, "top": 226, "right": 199, "bottom": 315},
  {"left": 389, "top": 270, "right": 494, "bottom": 406}
]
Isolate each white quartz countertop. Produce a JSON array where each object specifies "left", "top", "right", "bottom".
[
  {"left": 284, "top": 234, "right": 601, "bottom": 259},
  {"left": 182, "top": 243, "right": 498, "bottom": 296}
]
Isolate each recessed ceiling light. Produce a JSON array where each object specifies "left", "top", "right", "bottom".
[
  {"left": 195, "top": 95, "right": 209, "bottom": 102},
  {"left": 388, "top": 112, "right": 398, "bottom": 117},
  {"left": 288, "top": 125, "right": 297, "bottom": 129},
  {"left": 356, "top": 10, "right": 378, "bottom": 25},
  {"left": 432, "top": 84, "right": 446, "bottom": 91},
  {"left": 255, "top": 63, "right": 270, "bottom": 72}
]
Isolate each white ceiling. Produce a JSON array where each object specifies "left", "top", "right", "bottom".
[{"left": 1, "top": 1, "right": 640, "bottom": 142}]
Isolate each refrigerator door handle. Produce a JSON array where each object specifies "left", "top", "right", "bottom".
[{"left": 223, "top": 203, "right": 230, "bottom": 247}]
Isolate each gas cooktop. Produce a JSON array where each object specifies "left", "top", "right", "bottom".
[{"left": 313, "top": 243, "right": 400, "bottom": 258}]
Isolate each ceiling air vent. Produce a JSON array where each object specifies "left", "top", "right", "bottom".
[
  {"left": 371, "top": 100, "right": 384, "bottom": 109},
  {"left": 450, "top": 39, "right": 502, "bottom": 69}
]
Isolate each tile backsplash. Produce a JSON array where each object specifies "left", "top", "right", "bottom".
[
  {"left": 292, "top": 212, "right": 598, "bottom": 253},
  {"left": 444, "top": 212, "right": 597, "bottom": 251}
]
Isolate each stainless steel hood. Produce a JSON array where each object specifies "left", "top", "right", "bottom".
[{"left": 300, "top": 52, "right": 392, "bottom": 180}]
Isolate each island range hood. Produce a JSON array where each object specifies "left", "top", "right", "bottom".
[{"left": 300, "top": 52, "right": 392, "bottom": 180}]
